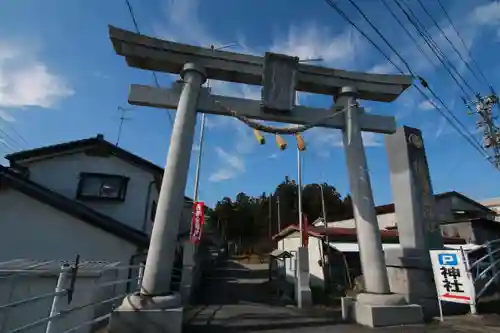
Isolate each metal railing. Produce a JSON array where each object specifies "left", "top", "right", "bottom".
[
  {"left": 0, "top": 262, "right": 184, "bottom": 333},
  {"left": 468, "top": 239, "right": 500, "bottom": 301}
]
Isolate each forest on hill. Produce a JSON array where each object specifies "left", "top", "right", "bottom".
[{"left": 207, "top": 176, "right": 353, "bottom": 253}]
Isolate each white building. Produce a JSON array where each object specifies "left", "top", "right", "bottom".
[
  {"left": 273, "top": 225, "right": 468, "bottom": 290},
  {"left": 313, "top": 191, "right": 497, "bottom": 238},
  {"left": 275, "top": 191, "right": 497, "bottom": 291},
  {"left": 0, "top": 134, "right": 194, "bottom": 264},
  {"left": 479, "top": 197, "right": 500, "bottom": 221}
]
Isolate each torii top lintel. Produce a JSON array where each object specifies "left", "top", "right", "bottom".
[{"left": 109, "top": 26, "right": 413, "bottom": 102}]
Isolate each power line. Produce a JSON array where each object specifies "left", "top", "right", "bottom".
[
  {"left": 435, "top": 0, "right": 491, "bottom": 88},
  {"left": 124, "top": 0, "right": 174, "bottom": 128},
  {"left": 379, "top": 0, "right": 436, "bottom": 69},
  {"left": 377, "top": 0, "right": 483, "bottom": 146},
  {"left": 0, "top": 129, "right": 20, "bottom": 151},
  {"left": 337, "top": 0, "right": 479, "bottom": 146},
  {"left": 393, "top": 0, "right": 475, "bottom": 97},
  {"left": 323, "top": 0, "right": 493, "bottom": 167},
  {"left": 0, "top": 114, "right": 29, "bottom": 147},
  {"left": 380, "top": 0, "right": 466, "bottom": 98},
  {"left": 414, "top": 0, "right": 484, "bottom": 91}
]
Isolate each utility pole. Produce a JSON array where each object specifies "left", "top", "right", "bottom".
[
  {"left": 193, "top": 42, "right": 239, "bottom": 198},
  {"left": 116, "top": 106, "right": 134, "bottom": 146},
  {"left": 318, "top": 184, "right": 327, "bottom": 229},
  {"left": 268, "top": 194, "right": 272, "bottom": 240},
  {"left": 465, "top": 91, "right": 500, "bottom": 167},
  {"left": 277, "top": 195, "right": 281, "bottom": 233}
]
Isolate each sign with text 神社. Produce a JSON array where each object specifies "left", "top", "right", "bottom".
[
  {"left": 190, "top": 201, "right": 205, "bottom": 244},
  {"left": 429, "top": 249, "right": 475, "bottom": 304}
]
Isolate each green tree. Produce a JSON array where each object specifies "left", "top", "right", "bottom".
[{"left": 210, "top": 177, "right": 354, "bottom": 254}]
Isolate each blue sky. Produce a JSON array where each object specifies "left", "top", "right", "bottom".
[{"left": 2, "top": 0, "right": 500, "bottom": 208}]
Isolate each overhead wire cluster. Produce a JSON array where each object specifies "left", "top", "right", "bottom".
[
  {"left": 323, "top": 0, "right": 499, "bottom": 169},
  {"left": 0, "top": 116, "right": 29, "bottom": 155}
]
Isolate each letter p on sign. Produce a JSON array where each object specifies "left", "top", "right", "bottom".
[{"left": 438, "top": 253, "right": 458, "bottom": 266}]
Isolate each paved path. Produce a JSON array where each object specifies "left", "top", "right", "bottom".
[{"left": 183, "top": 259, "right": 500, "bottom": 332}]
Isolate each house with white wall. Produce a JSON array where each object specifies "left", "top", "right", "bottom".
[
  {"left": 0, "top": 134, "right": 194, "bottom": 265},
  {"left": 275, "top": 191, "right": 497, "bottom": 291},
  {"left": 273, "top": 224, "right": 467, "bottom": 291},
  {"left": 479, "top": 197, "right": 500, "bottom": 222},
  {"left": 313, "top": 191, "right": 497, "bottom": 241}
]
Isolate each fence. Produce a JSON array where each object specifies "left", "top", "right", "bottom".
[
  {"left": 0, "top": 259, "right": 183, "bottom": 333},
  {"left": 468, "top": 239, "right": 500, "bottom": 303}
]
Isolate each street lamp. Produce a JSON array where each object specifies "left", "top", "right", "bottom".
[
  {"left": 295, "top": 57, "right": 323, "bottom": 245},
  {"left": 314, "top": 183, "right": 327, "bottom": 229},
  {"left": 192, "top": 42, "right": 240, "bottom": 202}
]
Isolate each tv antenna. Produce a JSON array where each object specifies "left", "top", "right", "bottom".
[{"left": 116, "top": 106, "right": 134, "bottom": 146}]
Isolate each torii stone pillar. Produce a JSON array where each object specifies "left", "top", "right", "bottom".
[
  {"left": 336, "top": 89, "right": 423, "bottom": 328},
  {"left": 336, "top": 87, "right": 391, "bottom": 294},
  {"left": 109, "top": 63, "right": 206, "bottom": 333}
]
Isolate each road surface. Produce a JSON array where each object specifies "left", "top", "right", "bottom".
[{"left": 183, "top": 259, "right": 500, "bottom": 332}]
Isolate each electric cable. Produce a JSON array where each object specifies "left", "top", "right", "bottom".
[
  {"left": 394, "top": 0, "right": 475, "bottom": 97},
  {"left": 379, "top": 0, "right": 436, "bottom": 70},
  {"left": 323, "top": 0, "right": 493, "bottom": 166},
  {"left": 124, "top": 0, "right": 173, "bottom": 128},
  {"left": 415, "top": 0, "right": 485, "bottom": 90},
  {"left": 436, "top": 0, "right": 491, "bottom": 88}
]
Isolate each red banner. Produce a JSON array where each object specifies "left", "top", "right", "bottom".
[
  {"left": 190, "top": 201, "right": 205, "bottom": 244},
  {"left": 302, "top": 213, "right": 309, "bottom": 247}
]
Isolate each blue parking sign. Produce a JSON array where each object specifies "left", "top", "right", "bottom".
[{"left": 438, "top": 253, "right": 458, "bottom": 266}]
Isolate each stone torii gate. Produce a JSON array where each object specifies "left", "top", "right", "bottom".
[{"left": 107, "top": 26, "right": 424, "bottom": 332}]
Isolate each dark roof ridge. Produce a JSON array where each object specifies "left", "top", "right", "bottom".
[
  {"left": 0, "top": 165, "right": 150, "bottom": 247},
  {"left": 4, "top": 134, "right": 194, "bottom": 203}
]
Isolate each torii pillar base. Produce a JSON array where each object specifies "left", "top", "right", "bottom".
[
  {"left": 109, "top": 294, "right": 183, "bottom": 333},
  {"left": 343, "top": 293, "right": 424, "bottom": 328}
]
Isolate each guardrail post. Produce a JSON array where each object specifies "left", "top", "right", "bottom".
[
  {"left": 137, "top": 263, "right": 145, "bottom": 292},
  {"left": 486, "top": 243, "right": 498, "bottom": 285},
  {"left": 45, "top": 263, "right": 71, "bottom": 333}
]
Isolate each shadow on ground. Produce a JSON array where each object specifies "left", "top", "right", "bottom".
[
  {"left": 192, "top": 259, "right": 275, "bottom": 306},
  {"left": 184, "top": 259, "right": 344, "bottom": 332}
]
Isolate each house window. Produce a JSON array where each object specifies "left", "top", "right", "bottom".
[
  {"left": 151, "top": 200, "right": 157, "bottom": 222},
  {"left": 77, "top": 173, "right": 129, "bottom": 201}
]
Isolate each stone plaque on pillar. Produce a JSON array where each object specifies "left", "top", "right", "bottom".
[
  {"left": 261, "top": 52, "right": 299, "bottom": 113},
  {"left": 384, "top": 126, "right": 444, "bottom": 318}
]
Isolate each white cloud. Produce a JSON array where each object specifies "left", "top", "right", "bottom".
[
  {"left": 208, "top": 146, "right": 245, "bottom": 182},
  {"left": 92, "top": 71, "right": 110, "bottom": 80},
  {"left": 307, "top": 127, "right": 383, "bottom": 157},
  {"left": 369, "top": 62, "right": 397, "bottom": 74},
  {"left": 154, "top": 0, "right": 216, "bottom": 46},
  {"left": 208, "top": 80, "right": 260, "bottom": 101},
  {"left": 368, "top": 1, "right": 500, "bottom": 80},
  {"left": 362, "top": 132, "right": 384, "bottom": 147},
  {"left": 208, "top": 169, "right": 237, "bottom": 182},
  {"left": 0, "top": 110, "right": 15, "bottom": 122},
  {"left": 0, "top": 41, "right": 73, "bottom": 109},
  {"left": 419, "top": 100, "right": 435, "bottom": 111},
  {"left": 470, "top": 2, "right": 500, "bottom": 26},
  {"left": 271, "top": 24, "right": 361, "bottom": 67}
]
